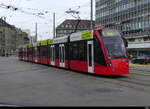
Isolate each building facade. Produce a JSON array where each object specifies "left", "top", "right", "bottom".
[
  {"left": 0, "top": 18, "right": 29, "bottom": 56},
  {"left": 56, "top": 19, "right": 95, "bottom": 38},
  {"left": 96, "top": 0, "right": 150, "bottom": 57}
]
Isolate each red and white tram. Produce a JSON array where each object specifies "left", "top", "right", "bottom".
[{"left": 19, "top": 26, "right": 129, "bottom": 75}]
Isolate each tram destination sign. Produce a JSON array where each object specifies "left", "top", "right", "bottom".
[
  {"left": 81, "top": 30, "right": 93, "bottom": 40},
  {"left": 70, "top": 30, "right": 93, "bottom": 42},
  {"left": 102, "top": 29, "right": 120, "bottom": 37}
]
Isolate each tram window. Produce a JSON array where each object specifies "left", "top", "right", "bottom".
[
  {"left": 50, "top": 47, "right": 52, "bottom": 60},
  {"left": 41, "top": 46, "right": 44, "bottom": 58},
  {"left": 29, "top": 48, "right": 33, "bottom": 56},
  {"left": 41, "top": 46, "right": 43, "bottom": 57},
  {"left": 78, "top": 41, "right": 87, "bottom": 61},
  {"left": 62, "top": 46, "right": 65, "bottom": 62},
  {"left": 94, "top": 37, "right": 106, "bottom": 66},
  {"left": 65, "top": 44, "right": 68, "bottom": 60},
  {"left": 69, "top": 43, "right": 73, "bottom": 60},
  {"left": 55, "top": 45, "right": 59, "bottom": 59},
  {"left": 47, "top": 46, "right": 50, "bottom": 58},
  {"left": 72, "top": 43, "right": 79, "bottom": 60},
  {"left": 33, "top": 48, "right": 35, "bottom": 58},
  {"left": 59, "top": 46, "right": 61, "bottom": 62},
  {"left": 70, "top": 42, "right": 78, "bottom": 60},
  {"left": 41, "top": 46, "right": 48, "bottom": 58},
  {"left": 88, "top": 44, "right": 92, "bottom": 66},
  {"left": 40, "top": 46, "right": 42, "bottom": 57},
  {"left": 37, "top": 47, "right": 40, "bottom": 58},
  {"left": 35, "top": 48, "right": 37, "bottom": 58},
  {"left": 34, "top": 48, "right": 37, "bottom": 58},
  {"left": 45, "top": 46, "right": 48, "bottom": 58},
  {"left": 70, "top": 41, "right": 87, "bottom": 61}
]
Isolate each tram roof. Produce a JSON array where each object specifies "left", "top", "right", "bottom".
[
  {"left": 53, "top": 36, "right": 68, "bottom": 44},
  {"left": 70, "top": 30, "right": 93, "bottom": 42},
  {"left": 36, "top": 41, "right": 41, "bottom": 46},
  {"left": 41, "top": 40, "right": 48, "bottom": 46},
  {"left": 26, "top": 44, "right": 32, "bottom": 48},
  {"left": 47, "top": 39, "right": 54, "bottom": 45}
]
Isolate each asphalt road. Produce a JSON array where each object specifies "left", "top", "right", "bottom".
[{"left": 0, "top": 56, "right": 150, "bottom": 106}]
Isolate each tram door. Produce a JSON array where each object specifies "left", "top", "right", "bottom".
[
  {"left": 59, "top": 44, "right": 65, "bottom": 68},
  {"left": 50, "top": 45, "right": 55, "bottom": 66},
  {"left": 87, "top": 41, "right": 94, "bottom": 73}
]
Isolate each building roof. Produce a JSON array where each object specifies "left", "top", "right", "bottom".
[
  {"left": 56, "top": 19, "right": 95, "bottom": 30},
  {"left": 0, "top": 18, "right": 16, "bottom": 30}
]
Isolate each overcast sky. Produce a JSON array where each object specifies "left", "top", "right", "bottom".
[{"left": 0, "top": 0, "right": 95, "bottom": 40}]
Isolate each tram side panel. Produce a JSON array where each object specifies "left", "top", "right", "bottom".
[
  {"left": 55, "top": 44, "right": 60, "bottom": 67},
  {"left": 18, "top": 49, "right": 22, "bottom": 60},
  {"left": 23, "top": 49, "right": 26, "bottom": 61},
  {"left": 23, "top": 48, "right": 27, "bottom": 61},
  {"left": 93, "top": 29, "right": 129, "bottom": 75},
  {"left": 93, "top": 35, "right": 111, "bottom": 75},
  {"left": 47, "top": 45, "right": 50, "bottom": 65},
  {"left": 69, "top": 41, "right": 88, "bottom": 73},
  {"left": 29, "top": 48, "right": 34, "bottom": 62},
  {"left": 37, "top": 46, "right": 41, "bottom": 63},
  {"left": 18, "top": 27, "right": 129, "bottom": 76},
  {"left": 32, "top": 47, "right": 36, "bottom": 63},
  {"left": 40, "top": 45, "right": 48, "bottom": 65},
  {"left": 65, "top": 44, "right": 69, "bottom": 69}
]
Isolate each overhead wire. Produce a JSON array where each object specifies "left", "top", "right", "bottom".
[
  {"left": 9, "top": 0, "right": 21, "bottom": 20},
  {"left": 0, "top": 3, "right": 46, "bottom": 19},
  {"left": 0, "top": 0, "right": 93, "bottom": 40}
]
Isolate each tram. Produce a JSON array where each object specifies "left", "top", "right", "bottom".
[
  {"left": 18, "top": 48, "right": 23, "bottom": 60},
  {"left": 19, "top": 26, "right": 129, "bottom": 75}
]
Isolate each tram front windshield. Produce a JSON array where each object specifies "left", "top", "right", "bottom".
[{"left": 100, "top": 29, "right": 127, "bottom": 59}]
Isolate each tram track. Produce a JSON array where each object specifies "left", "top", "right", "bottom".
[
  {"left": 62, "top": 70, "right": 150, "bottom": 92},
  {"left": 4, "top": 57, "right": 150, "bottom": 92},
  {"left": 130, "top": 68, "right": 150, "bottom": 78},
  {"left": 54, "top": 67, "right": 150, "bottom": 92},
  {"left": 130, "top": 68, "right": 150, "bottom": 74},
  {"left": 97, "top": 76, "right": 150, "bottom": 92},
  {"left": 102, "top": 68, "right": 150, "bottom": 92}
]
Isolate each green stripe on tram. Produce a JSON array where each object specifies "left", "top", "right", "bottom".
[
  {"left": 36, "top": 41, "right": 41, "bottom": 46},
  {"left": 81, "top": 30, "right": 92, "bottom": 40},
  {"left": 27, "top": 43, "right": 33, "bottom": 48},
  {"left": 48, "top": 39, "right": 54, "bottom": 45},
  {"left": 41, "top": 40, "right": 48, "bottom": 46}
]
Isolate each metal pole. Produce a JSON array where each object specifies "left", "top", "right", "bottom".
[
  {"left": 35, "top": 22, "right": 37, "bottom": 42},
  {"left": 53, "top": 13, "right": 56, "bottom": 38},
  {"left": 91, "top": 0, "right": 93, "bottom": 30}
]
